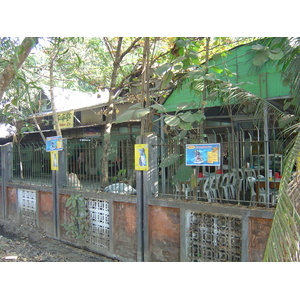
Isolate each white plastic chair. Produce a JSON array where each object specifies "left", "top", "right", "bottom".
[
  {"left": 181, "top": 181, "right": 193, "bottom": 200},
  {"left": 247, "top": 177, "right": 267, "bottom": 206},
  {"left": 220, "top": 173, "right": 230, "bottom": 201},
  {"left": 228, "top": 172, "right": 237, "bottom": 199},
  {"left": 203, "top": 177, "right": 213, "bottom": 202},
  {"left": 174, "top": 182, "right": 181, "bottom": 199}
]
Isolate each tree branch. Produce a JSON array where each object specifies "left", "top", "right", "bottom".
[{"left": 0, "top": 37, "right": 39, "bottom": 99}]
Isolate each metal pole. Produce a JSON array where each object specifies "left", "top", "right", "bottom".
[{"left": 263, "top": 103, "right": 270, "bottom": 207}]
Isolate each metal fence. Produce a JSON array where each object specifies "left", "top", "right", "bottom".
[
  {"left": 12, "top": 141, "right": 52, "bottom": 186},
  {"left": 65, "top": 138, "right": 136, "bottom": 191},
  {"left": 7, "top": 123, "right": 292, "bottom": 208},
  {"left": 157, "top": 124, "right": 292, "bottom": 208},
  {"left": 10, "top": 138, "right": 137, "bottom": 192}
]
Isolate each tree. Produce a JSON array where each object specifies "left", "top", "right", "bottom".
[
  {"left": 259, "top": 37, "right": 300, "bottom": 262},
  {"left": 0, "top": 37, "right": 38, "bottom": 100},
  {"left": 100, "top": 37, "right": 142, "bottom": 186}
]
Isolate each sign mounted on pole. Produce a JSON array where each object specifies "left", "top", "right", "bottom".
[
  {"left": 186, "top": 143, "right": 221, "bottom": 167},
  {"left": 135, "top": 144, "right": 149, "bottom": 171},
  {"left": 46, "top": 136, "right": 63, "bottom": 152},
  {"left": 50, "top": 151, "right": 59, "bottom": 170}
]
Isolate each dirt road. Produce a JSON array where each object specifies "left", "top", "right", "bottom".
[{"left": 0, "top": 221, "right": 118, "bottom": 262}]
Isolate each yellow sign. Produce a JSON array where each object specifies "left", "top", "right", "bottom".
[
  {"left": 58, "top": 110, "right": 74, "bottom": 129},
  {"left": 50, "top": 151, "right": 59, "bottom": 171},
  {"left": 135, "top": 144, "right": 149, "bottom": 171}
]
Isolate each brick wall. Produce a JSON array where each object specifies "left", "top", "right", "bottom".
[
  {"left": 148, "top": 205, "right": 180, "bottom": 262},
  {"left": 38, "top": 191, "right": 54, "bottom": 236},
  {"left": 6, "top": 187, "right": 17, "bottom": 220},
  {"left": 248, "top": 217, "right": 273, "bottom": 262},
  {"left": 113, "top": 202, "right": 137, "bottom": 261}
]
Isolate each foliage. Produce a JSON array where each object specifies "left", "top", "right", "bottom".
[
  {"left": 62, "top": 194, "right": 90, "bottom": 240},
  {"left": 112, "top": 169, "right": 128, "bottom": 183}
]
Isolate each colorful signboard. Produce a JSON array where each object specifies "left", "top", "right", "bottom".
[
  {"left": 46, "top": 136, "right": 63, "bottom": 152},
  {"left": 186, "top": 143, "right": 221, "bottom": 166},
  {"left": 134, "top": 144, "right": 149, "bottom": 171},
  {"left": 58, "top": 110, "right": 74, "bottom": 129},
  {"left": 50, "top": 151, "right": 59, "bottom": 170}
]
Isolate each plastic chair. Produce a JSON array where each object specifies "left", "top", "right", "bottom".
[
  {"left": 220, "top": 173, "right": 230, "bottom": 201},
  {"left": 247, "top": 177, "right": 267, "bottom": 206},
  {"left": 228, "top": 172, "right": 237, "bottom": 199},
  {"left": 181, "top": 181, "right": 193, "bottom": 200},
  {"left": 174, "top": 182, "right": 181, "bottom": 199},
  {"left": 203, "top": 177, "right": 214, "bottom": 202},
  {"left": 209, "top": 176, "right": 218, "bottom": 202}
]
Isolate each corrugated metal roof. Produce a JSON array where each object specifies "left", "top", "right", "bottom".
[{"left": 162, "top": 42, "right": 291, "bottom": 113}]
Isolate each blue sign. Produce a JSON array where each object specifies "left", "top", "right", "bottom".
[
  {"left": 186, "top": 143, "right": 221, "bottom": 166},
  {"left": 46, "top": 136, "right": 63, "bottom": 152}
]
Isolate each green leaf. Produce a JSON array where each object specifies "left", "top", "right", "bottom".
[
  {"left": 161, "top": 70, "right": 173, "bottom": 89},
  {"left": 150, "top": 103, "right": 166, "bottom": 112},
  {"left": 159, "top": 153, "right": 180, "bottom": 168},
  {"left": 134, "top": 108, "right": 150, "bottom": 118},
  {"left": 172, "top": 56, "right": 185, "bottom": 64},
  {"left": 179, "top": 111, "right": 194, "bottom": 123},
  {"left": 269, "top": 48, "right": 284, "bottom": 60},
  {"left": 179, "top": 130, "right": 187, "bottom": 140},
  {"left": 155, "top": 63, "right": 171, "bottom": 75},
  {"left": 252, "top": 44, "right": 265, "bottom": 51},
  {"left": 188, "top": 52, "right": 198, "bottom": 60},
  {"left": 178, "top": 120, "right": 192, "bottom": 130},
  {"left": 115, "top": 109, "right": 135, "bottom": 123},
  {"left": 175, "top": 39, "right": 186, "bottom": 48},
  {"left": 210, "top": 66, "right": 224, "bottom": 74},
  {"left": 253, "top": 50, "right": 269, "bottom": 66},
  {"left": 164, "top": 115, "right": 180, "bottom": 127},
  {"left": 193, "top": 111, "right": 206, "bottom": 123},
  {"left": 128, "top": 103, "right": 142, "bottom": 110},
  {"left": 177, "top": 102, "right": 191, "bottom": 110}
]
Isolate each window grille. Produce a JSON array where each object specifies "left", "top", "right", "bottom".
[
  {"left": 85, "top": 198, "right": 110, "bottom": 250},
  {"left": 187, "top": 211, "right": 242, "bottom": 262},
  {"left": 18, "top": 189, "right": 37, "bottom": 226}
]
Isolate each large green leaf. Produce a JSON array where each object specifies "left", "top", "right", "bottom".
[
  {"left": 172, "top": 164, "right": 193, "bottom": 183},
  {"left": 134, "top": 108, "right": 150, "bottom": 118},
  {"left": 179, "top": 111, "right": 194, "bottom": 123},
  {"left": 159, "top": 153, "right": 180, "bottom": 168},
  {"left": 253, "top": 50, "right": 269, "bottom": 66},
  {"left": 161, "top": 70, "right": 173, "bottom": 89},
  {"left": 150, "top": 103, "right": 166, "bottom": 112},
  {"left": 176, "top": 102, "right": 191, "bottom": 110},
  {"left": 178, "top": 120, "right": 192, "bottom": 130},
  {"left": 129, "top": 103, "right": 143, "bottom": 110},
  {"left": 269, "top": 48, "right": 284, "bottom": 60},
  {"left": 164, "top": 115, "right": 180, "bottom": 127},
  {"left": 210, "top": 66, "right": 224, "bottom": 74},
  {"left": 115, "top": 109, "right": 135, "bottom": 123},
  {"left": 155, "top": 63, "right": 171, "bottom": 75},
  {"left": 193, "top": 111, "right": 206, "bottom": 123}
]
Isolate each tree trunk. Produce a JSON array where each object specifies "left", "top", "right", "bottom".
[
  {"left": 0, "top": 37, "right": 39, "bottom": 100},
  {"left": 49, "top": 51, "right": 62, "bottom": 137},
  {"left": 100, "top": 38, "right": 123, "bottom": 186},
  {"left": 141, "top": 37, "right": 151, "bottom": 134}
]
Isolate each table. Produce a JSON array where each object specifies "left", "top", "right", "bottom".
[{"left": 255, "top": 178, "right": 281, "bottom": 204}]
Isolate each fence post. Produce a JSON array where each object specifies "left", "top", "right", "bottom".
[
  {"left": 52, "top": 138, "right": 68, "bottom": 239},
  {"left": 1, "top": 142, "right": 13, "bottom": 220},
  {"left": 136, "top": 133, "right": 158, "bottom": 262}
]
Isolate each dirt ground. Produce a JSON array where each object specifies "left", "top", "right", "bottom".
[{"left": 0, "top": 220, "right": 118, "bottom": 262}]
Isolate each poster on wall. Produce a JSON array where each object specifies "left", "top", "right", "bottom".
[
  {"left": 186, "top": 143, "right": 221, "bottom": 166},
  {"left": 50, "top": 151, "right": 59, "bottom": 170},
  {"left": 134, "top": 144, "right": 149, "bottom": 171}
]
